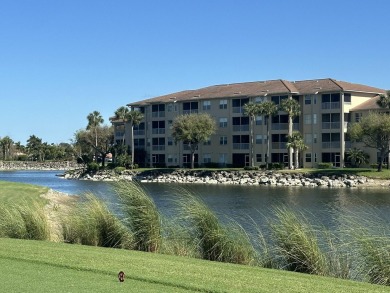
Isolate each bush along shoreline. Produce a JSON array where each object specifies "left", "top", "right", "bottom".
[{"left": 63, "top": 168, "right": 390, "bottom": 188}]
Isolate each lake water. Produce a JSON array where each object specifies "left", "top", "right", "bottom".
[{"left": 1, "top": 170, "right": 390, "bottom": 229}]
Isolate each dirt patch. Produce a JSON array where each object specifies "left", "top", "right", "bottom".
[{"left": 41, "top": 189, "right": 79, "bottom": 242}]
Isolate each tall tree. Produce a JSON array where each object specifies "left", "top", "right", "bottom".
[
  {"left": 114, "top": 106, "right": 130, "bottom": 145},
  {"left": 280, "top": 98, "right": 301, "bottom": 169},
  {"left": 243, "top": 102, "right": 261, "bottom": 167},
  {"left": 127, "top": 110, "right": 144, "bottom": 167},
  {"left": 286, "top": 131, "right": 307, "bottom": 169},
  {"left": 172, "top": 113, "right": 216, "bottom": 169},
  {"left": 26, "top": 135, "right": 44, "bottom": 161},
  {"left": 86, "top": 111, "right": 104, "bottom": 162},
  {"left": 258, "top": 101, "right": 278, "bottom": 169},
  {"left": 0, "top": 136, "right": 13, "bottom": 160},
  {"left": 349, "top": 111, "right": 390, "bottom": 172}
]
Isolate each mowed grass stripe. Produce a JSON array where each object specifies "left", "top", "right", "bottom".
[{"left": 1, "top": 239, "right": 388, "bottom": 293}]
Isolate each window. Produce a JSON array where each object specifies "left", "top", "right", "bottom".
[
  {"left": 271, "top": 95, "right": 288, "bottom": 105},
  {"left": 233, "top": 135, "right": 249, "bottom": 149},
  {"left": 254, "top": 97, "right": 266, "bottom": 104},
  {"left": 344, "top": 93, "right": 351, "bottom": 104},
  {"left": 134, "top": 138, "right": 145, "bottom": 149},
  {"left": 152, "top": 104, "right": 165, "bottom": 117},
  {"left": 255, "top": 115, "right": 263, "bottom": 125},
  {"left": 305, "top": 153, "right": 312, "bottom": 162},
  {"left": 219, "top": 99, "right": 228, "bottom": 109},
  {"left": 313, "top": 133, "right": 317, "bottom": 143},
  {"left": 304, "top": 114, "right": 312, "bottom": 125},
  {"left": 167, "top": 137, "right": 173, "bottom": 146},
  {"left": 256, "top": 134, "right": 264, "bottom": 144},
  {"left": 203, "top": 101, "right": 211, "bottom": 110},
  {"left": 219, "top": 117, "right": 228, "bottom": 127},
  {"left": 314, "top": 153, "right": 317, "bottom": 162},
  {"left": 232, "top": 116, "right": 249, "bottom": 131},
  {"left": 133, "top": 122, "right": 145, "bottom": 136},
  {"left": 203, "top": 153, "right": 211, "bottom": 163},
  {"left": 152, "top": 120, "right": 165, "bottom": 134},
  {"left": 152, "top": 137, "right": 165, "bottom": 151},
  {"left": 256, "top": 154, "right": 262, "bottom": 163},
  {"left": 355, "top": 113, "right": 362, "bottom": 122},
  {"left": 313, "top": 114, "right": 317, "bottom": 124},
  {"left": 183, "top": 102, "right": 198, "bottom": 114},
  {"left": 232, "top": 98, "right": 249, "bottom": 113},
  {"left": 304, "top": 95, "right": 312, "bottom": 105},
  {"left": 220, "top": 136, "right": 227, "bottom": 145},
  {"left": 219, "top": 153, "right": 227, "bottom": 164},
  {"left": 203, "top": 137, "right": 211, "bottom": 145}
]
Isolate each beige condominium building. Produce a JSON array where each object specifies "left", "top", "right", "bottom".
[{"left": 111, "top": 78, "right": 385, "bottom": 168}]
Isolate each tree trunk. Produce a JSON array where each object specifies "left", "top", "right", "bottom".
[
  {"left": 288, "top": 115, "right": 293, "bottom": 169},
  {"left": 295, "top": 149, "right": 299, "bottom": 169},
  {"left": 250, "top": 117, "right": 254, "bottom": 167},
  {"left": 131, "top": 124, "right": 135, "bottom": 168},
  {"left": 191, "top": 150, "right": 195, "bottom": 169},
  {"left": 266, "top": 116, "right": 270, "bottom": 169}
]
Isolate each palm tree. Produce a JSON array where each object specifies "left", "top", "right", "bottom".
[
  {"left": 114, "top": 106, "right": 130, "bottom": 145},
  {"left": 376, "top": 90, "right": 390, "bottom": 109},
  {"left": 286, "top": 131, "right": 307, "bottom": 169},
  {"left": 87, "top": 111, "right": 104, "bottom": 162},
  {"left": 347, "top": 147, "right": 369, "bottom": 168},
  {"left": 280, "top": 98, "right": 301, "bottom": 169},
  {"left": 127, "top": 109, "right": 144, "bottom": 167},
  {"left": 0, "top": 136, "right": 13, "bottom": 160},
  {"left": 243, "top": 102, "right": 261, "bottom": 167},
  {"left": 258, "top": 101, "right": 278, "bottom": 169}
]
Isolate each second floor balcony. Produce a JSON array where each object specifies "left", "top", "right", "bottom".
[
  {"left": 152, "top": 128, "right": 165, "bottom": 135},
  {"left": 272, "top": 142, "right": 287, "bottom": 150},
  {"left": 322, "top": 141, "right": 341, "bottom": 149},
  {"left": 321, "top": 102, "right": 340, "bottom": 110},
  {"left": 233, "top": 143, "right": 249, "bottom": 150},
  {"left": 271, "top": 123, "right": 299, "bottom": 131},
  {"left": 322, "top": 122, "right": 341, "bottom": 129},
  {"left": 233, "top": 125, "right": 249, "bottom": 132}
]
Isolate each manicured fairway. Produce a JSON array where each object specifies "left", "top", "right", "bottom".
[{"left": 0, "top": 238, "right": 389, "bottom": 293}]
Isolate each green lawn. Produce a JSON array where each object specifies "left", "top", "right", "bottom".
[
  {"left": 0, "top": 181, "right": 48, "bottom": 205},
  {"left": 0, "top": 238, "right": 389, "bottom": 293}
]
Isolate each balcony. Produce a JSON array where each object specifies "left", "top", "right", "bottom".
[
  {"left": 183, "top": 109, "right": 198, "bottom": 115},
  {"left": 134, "top": 130, "right": 145, "bottom": 136},
  {"left": 152, "top": 128, "right": 165, "bottom": 135},
  {"left": 321, "top": 102, "right": 340, "bottom": 110},
  {"left": 271, "top": 142, "right": 287, "bottom": 150},
  {"left": 271, "top": 123, "right": 299, "bottom": 131},
  {"left": 152, "top": 145, "right": 165, "bottom": 151},
  {"left": 152, "top": 111, "right": 165, "bottom": 118},
  {"left": 233, "top": 125, "right": 249, "bottom": 132},
  {"left": 232, "top": 107, "right": 244, "bottom": 114},
  {"left": 322, "top": 142, "right": 341, "bottom": 149},
  {"left": 233, "top": 143, "right": 249, "bottom": 150},
  {"left": 322, "top": 122, "right": 341, "bottom": 129}
]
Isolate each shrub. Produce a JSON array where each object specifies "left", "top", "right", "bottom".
[
  {"left": 244, "top": 166, "right": 259, "bottom": 171},
  {"left": 87, "top": 162, "right": 99, "bottom": 173},
  {"left": 114, "top": 167, "right": 126, "bottom": 174},
  {"left": 318, "top": 162, "right": 333, "bottom": 169}
]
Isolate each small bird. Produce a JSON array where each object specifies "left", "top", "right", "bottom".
[{"left": 118, "top": 271, "right": 125, "bottom": 282}]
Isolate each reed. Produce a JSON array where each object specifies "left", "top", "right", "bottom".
[
  {"left": 113, "top": 181, "right": 162, "bottom": 252},
  {"left": 270, "top": 207, "right": 329, "bottom": 275},
  {"left": 0, "top": 202, "right": 50, "bottom": 240},
  {"left": 62, "top": 194, "right": 133, "bottom": 249},
  {"left": 176, "top": 190, "right": 257, "bottom": 265}
]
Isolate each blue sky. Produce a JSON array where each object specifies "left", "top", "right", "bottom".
[{"left": 1, "top": 0, "right": 389, "bottom": 144}]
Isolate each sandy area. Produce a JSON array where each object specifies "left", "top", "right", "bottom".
[{"left": 41, "top": 189, "right": 78, "bottom": 242}]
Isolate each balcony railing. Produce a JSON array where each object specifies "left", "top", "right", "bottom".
[
  {"left": 152, "top": 128, "right": 165, "bottom": 135},
  {"left": 152, "top": 111, "right": 165, "bottom": 118},
  {"left": 152, "top": 145, "right": 165, "bottom": 151},
  {"left": 271, "top": 142, "right": 287, "bottom": 149},
  {"left": 232, "top": 107, "right": 244, "bottom": 114},
  {"left": 271, "top": 123, "right": 299, "bottom": 131},
  {"left": 321, "top": 102, "right": 340, "bottom": 110},
  {"left": 133, "top": 130, "right": 145, "bottom": 136},
  {"left": 322, "top": 141, "right": 341, "bottom": 149},
  {"left": 233, "top": 143, "right": 249, "bottom": 150},
  {"left": 322, "top": 122, "right": 341, "bottom": 129},
  {"left": 233, "top": 125, "right": 249, "bottom": 132},
  {"left": 183, "top": 109, "right": 198, "bottom": 115}
]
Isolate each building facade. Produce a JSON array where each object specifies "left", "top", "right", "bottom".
[{"left": 111, "top": 78, "right": 385, "bottom": 168}]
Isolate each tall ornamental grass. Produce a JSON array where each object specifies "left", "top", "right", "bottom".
[
  {"left": 0, "top": 202, "right": 50, "bottom": 240},
  {"left": 61, "top": 194, "right": 133, "bottom": 249},
  {"left": 176, "top": 190, "right": 257, "bottom": 265},
  {"left": 270, "top": 207, "right": 329, "bottom": 275},
  {"left": 113, "top": 181, "right": 162, "bottom": 252}
]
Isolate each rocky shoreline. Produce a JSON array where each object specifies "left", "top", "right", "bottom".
[
  {"left": 0, "top": 161, "right": 81, "bottom": 171},
  {"left": 64, "top": 168, "right": 390, "bottom": 188}
]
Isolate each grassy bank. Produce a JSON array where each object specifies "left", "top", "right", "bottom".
[
  {"left": 0, "top": 238, "right": 388, "bottom": 293},
  {"left": 0, "top": 181, "right": 48, "bottom": 205}
]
